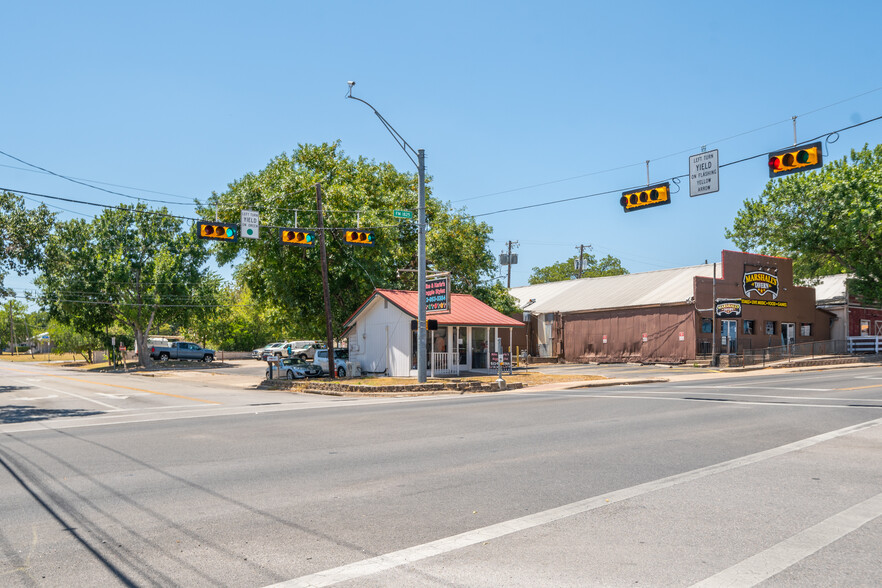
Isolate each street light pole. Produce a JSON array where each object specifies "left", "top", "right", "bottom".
[{"left": 346, "top": 82, "right": 429, "bottom": 382}]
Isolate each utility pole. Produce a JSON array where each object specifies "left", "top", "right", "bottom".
[
  {"left": 8, "top": 301, "right": 16, "bottom": 356},
  {"left": 500, "top": 241, "right": 519, "bottom": 288},
  {"left": 316, "top": 183, "right": 335, "bottom": 380},
  {"left": 577, "top": 244, "right": 585, "bottom": 279}
]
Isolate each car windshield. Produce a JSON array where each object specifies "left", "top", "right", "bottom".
[{"left": 334, "top": 350, "right": 348, "bottom": 359}]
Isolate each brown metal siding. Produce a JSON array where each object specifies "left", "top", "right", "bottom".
[{"left": 562, "top": 304, "right": 695, "bottom": 362}]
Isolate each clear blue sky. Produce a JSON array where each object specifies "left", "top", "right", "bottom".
[{"left": 3, "top": 1, "right": 881, "bottom": 293}]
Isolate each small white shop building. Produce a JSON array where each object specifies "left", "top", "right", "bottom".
[{"left": 342, "top": 288, "right": 525, "bottom": 377}]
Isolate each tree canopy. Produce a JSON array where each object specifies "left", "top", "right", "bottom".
[
  {"left": 726, "top": 143, "right": 882, "bottom": 301},
  {"left": 528, "top": 251, "right": 628, "bottom": 285},
  {"left": 198, "top": 142, "right": 499, "bottom": 336},
  {"left": 37, "top": 204, "right": 217, "bottom": 365},
  {"left": 0, "top": 191, "right": 55, "bottom": 297}
]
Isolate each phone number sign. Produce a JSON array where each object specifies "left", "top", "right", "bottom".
[{"left": 426, "top": 276, "right": 450, "bottom": 314}]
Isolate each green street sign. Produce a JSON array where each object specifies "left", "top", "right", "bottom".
[{"left": 393, "top": 209, "right": 413, "bottom": 219}]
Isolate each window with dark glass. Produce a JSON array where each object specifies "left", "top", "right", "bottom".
[
  {"left": 743, "top": 320, "right": 755, "bottom": 335},
  {"left": 701, "top": 318, "right": 713, "bottom": 333},
  {"left": 765, "top": 321, "right": 776, "bottom": 335}
]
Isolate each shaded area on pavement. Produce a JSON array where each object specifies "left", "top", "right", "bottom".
[{"left": 0, "top": 405, "right": 105, "bottom": 424}]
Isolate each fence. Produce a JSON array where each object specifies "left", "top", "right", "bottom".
[
  {"left": 431, "top": 352, "right": 459, "bottom": 376},
  {"left": 847, "top": 336, "right": 882, "bottom": 354},
  {"left": 734, "top": 339, "right": 849, "bottom": 367}
]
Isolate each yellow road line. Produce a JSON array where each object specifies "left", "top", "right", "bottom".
[{"left": 836, "top": 384, "right": 882, "bottom": 391}]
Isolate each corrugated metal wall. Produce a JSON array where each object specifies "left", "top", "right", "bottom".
[{"left": 562, "top": 305, "right": 695, "bottom": 362}]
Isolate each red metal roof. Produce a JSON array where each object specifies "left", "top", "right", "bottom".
[{"left": 343, "top": 289, "right": 525, "bottom": 329}]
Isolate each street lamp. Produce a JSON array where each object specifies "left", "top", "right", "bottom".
[{"left": 346, "top": 82, "right": 429, "bottom": 383}]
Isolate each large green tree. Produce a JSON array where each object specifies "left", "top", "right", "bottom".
[
  {"left": 38, "top": 204, "right": 217, "bottom": 366},
  {"left": 0, "top": 191, "right": 56, "bottom": 297},
  {"left": 726, "top": 143, "right": 882, "bottom": 301},
  {"left": 529, "top": 251, "right": 629, "bottom": 285},
  {"left": 198, "top": 142, "right": 498, "bottom": 336}
]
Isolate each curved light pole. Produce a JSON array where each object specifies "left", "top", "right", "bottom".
[{"left": 346, "top": 82, "right": 428, "bottom": 383}]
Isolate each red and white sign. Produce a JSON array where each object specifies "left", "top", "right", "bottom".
[
  {"left": 602, "top": 335, "right": 608, "bottom": 344},
  {"left": 678, "top": 332, "right": 685, "bottom": 341},
  {"left": 642, "top": 333, "right": 648, "bottom": 342},
  {"left": 120, "top": 345, "right": 127, "bottom": 351}
]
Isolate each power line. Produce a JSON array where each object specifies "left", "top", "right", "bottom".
[
  {"left": 472, "top": 113, "right": 882, "bottom": 218},
  {"left": 454, "top": 84, "right": 882, "bottom": 203}
]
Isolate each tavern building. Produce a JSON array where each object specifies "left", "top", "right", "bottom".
[{"left": 510, "top": 250, "right": 834, "bottom": 363}]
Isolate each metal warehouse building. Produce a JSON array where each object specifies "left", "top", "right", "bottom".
[{"left": 510, "top": 250, "right": 835, "bottom": 363}]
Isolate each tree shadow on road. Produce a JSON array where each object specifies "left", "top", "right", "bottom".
[{"left": 0, "top": 405, "right": 104, "bottom": 423}]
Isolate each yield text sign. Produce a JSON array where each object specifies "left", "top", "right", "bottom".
[
  {"left": 689, "top": 149, "right": 719, "bottom": 197},
  {"left": 241, "top": 209, "right": 260, "bottom": 239}
]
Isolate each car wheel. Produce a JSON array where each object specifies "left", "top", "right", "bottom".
[
  {"left": 286, "top": 370, "right": 295, "bottom": 380},
  {"left": 298, "top": 353, "right": 307, "bottom": 360},
  {"left": 337, "top": 366, "right": 346, "bottom": 378},
  {"left": 275, "top": 352, "right": 282, "bottom": 358},
  {"left": 203, "top": 354, "right": 214, "bottom": 363},
  {"left": 159, "top": 353, "right": 169, "bottom": 362},
  {"left": 265, "top": 370, "right": 270, "bottom": 380}
]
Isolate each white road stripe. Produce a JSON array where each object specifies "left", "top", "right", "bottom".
[
  {"left": 598, "top": 389, "right": 882, "bottom": 404},
  {"left": 9, "top": 378, "right": 122, "bottom": 410},
  {"left": 589, "top": 394, "right": 880, "bottom": 409},
  {"left": 269, "top": 417, "right": 882, "bottom": 588},
  {"left": 691, "top": 491, "right": 882, "bottom": 587}
]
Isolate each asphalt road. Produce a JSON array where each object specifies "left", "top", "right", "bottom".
[{"left": 1, "top": 362, "right": 880, "bottom": 587}]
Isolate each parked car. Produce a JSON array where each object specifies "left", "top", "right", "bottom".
[
  {"left": 286, "top": 340, "right": 324, "bottom": 360},
  {"left": 312, "top": 348, "right": 361, "bottom": 378},
  {"left": 252, "top": 341, "right": 286, "bottom": 360},
  {"left": 149, "top": 341, "right": 215, "bottom": 362},
  {"left": 265, "top": 357, "right": 322, "bottom": 380}
]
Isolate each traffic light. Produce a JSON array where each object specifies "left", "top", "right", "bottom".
[
  {"left": 620, "top": 182, "right": 671, "bottom": 213},
  {"left": 279, "top": 228, "right": 316, "bottom": 247},
  {"left": 197, "top": 221, "right": 238, "bottom": 242},
  {"left": 410, "top": 319, "right": 439, "bottom": 330},
  {"left": 768, "top": 141, "right": 823, "bottom": 178},
  {"left": 344, "top": 229, "right": 375, "bottom": 246}
]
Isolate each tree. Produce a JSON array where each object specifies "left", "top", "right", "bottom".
[
  {"left": 48, "top": 319, "right": 102, "bottom": 363},
  {"left": 0, "top": 191, "right": 56, "bottom": 297},
  {"left": 37, "top": 204, "right": 217, "bottom": 366},
  {"left": 529, "top": 251, "right": 629, "bottom": 285},
  {"left": 472, "top": 282, "right": 520, "bottom": 315},
  {"left": 198, "top": 142, "right": 498, "bottom": 335},
  {"left": 726, "top": 144, "right": 882, "bottom": 301}
]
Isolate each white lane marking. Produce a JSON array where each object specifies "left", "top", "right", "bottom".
[
  {"left": 96, "top": 393, "right": 129, "bottom": 399},
  {"left": 14, "top": 395, "right": 58, "bottom": 401},
  {"left": 691, "top": 491, "right": 882, "bottom": 587},
  {"left": 269, "top": 417, "right": 882, "bottom": 588},
  {"left": 6, "top": 378, "right": 122, "bottom": 410},
  {"left": 600, "top": 389, "right": 882, "bottom": 404},
  {"left": 672, "top": 385, "right": 833, "bottom": 392},
  {"left": 588, "top": 395, "right": 880, "bottom": 409}
]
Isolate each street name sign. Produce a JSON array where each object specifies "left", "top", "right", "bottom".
[{"left": 393, "top": 209, "right": 413, "bottom": 219}]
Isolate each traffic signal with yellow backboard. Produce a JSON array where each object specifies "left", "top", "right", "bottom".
[
  {"left": 279, "top": 228, "right": 316, "bottom": 247},
  {"left": 344, "top": 229, "right": 375, "bottom": 246},
  {"left": 197, "top": 221, "right": 238, "bottom": 242},
  {"left": 620, "top": 182, "right": 671, "bottom": 213},
  {"left": 768, "top": 141, "right": 823, "bottom": 178}
]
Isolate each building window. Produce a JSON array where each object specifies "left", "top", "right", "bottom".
[
  {"left": 765, "top": 321, "right": 776, "bottom": 335},
  {"left": 861, "top": 320, "right": 870, "bottom": 336},
  {"left": 743, "top": 320, "right": 755, "bottom": 335},
  {"left": 701, "top": 318, "right": 713, "bottom": 333},
  {"left": 800, "top": 323, "right": 812, "bottom": 336}
]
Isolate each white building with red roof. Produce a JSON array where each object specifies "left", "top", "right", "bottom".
[{"left": 341, "top": 289, "right": 525, "bottom": 377}]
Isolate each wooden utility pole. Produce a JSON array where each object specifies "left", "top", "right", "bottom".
[
  {"left": 577, "top": 244, "right": 585, "bottom": 279},
  {"left": 316, "top": 183, "right": 335, "bottom": 380}
]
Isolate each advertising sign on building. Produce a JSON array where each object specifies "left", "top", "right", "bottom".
[
  {"left": 743, "top": 271, "right": 779, "bottom": 299},
  {"left": 715, "top": 299, "right": 743, "bottom": 318},
  {"left": 426, "top": 275, "right": 450, "bottom": 314},
  {"left": 490, "top": 352, "right": 511, "bottom": 369}
]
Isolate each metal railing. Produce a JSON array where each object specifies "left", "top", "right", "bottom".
[
  {"left": 738, "top": 339, "right": 850, "bottom": 367},
  {"left": 431, "top": 352, "right": 459, "bottom": 376}
]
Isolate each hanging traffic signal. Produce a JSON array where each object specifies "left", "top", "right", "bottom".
[
  {"left": 768, "top": 141, "right": 823, "bottom": 178},
  {"left": 344, "top": 229, "right": 375, "bottom": 246},
  {"left": 197, "top": 221, "right": 238, "bottom": 242},
  {"left": 279, "top": 228, "right": 316, "bottom": 247},
  {"left": 620, "top": 182, "right": 671, "bottom": 213}
]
